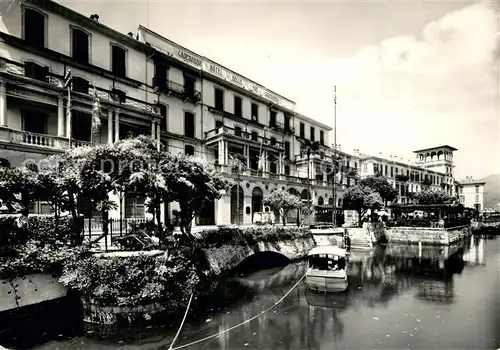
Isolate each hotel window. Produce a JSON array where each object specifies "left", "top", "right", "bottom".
[
  {"left": 385, "top": 165, "right": 388, "bottom": 176},
  {"left": 270, "top": 137, "right": 276, "bottom": 146},
  {"left": 184, "top": 145, "right": 195, "bottom": 156},
  {"left": 251, "top": 131, "right": 258, "bottom": 141},
  {"left": 72, "top": 77, "right": 89, "bottom": 94},
  {"left": 284, "top": 141, "right": 290, "bottom": 159},
  {"left": 111, "top": 44, "right": 126, "bottom": 78},
  {"left": 24, "top": 61, "right": 48, "bottom": 82},
  {"left": 284, "top": 165, "right": 290, "bottom": 175},
  {"left": 285, "top": 114, "right": 291, "bottom": 131},
  {"left": 269, "top": 110, "right": 277, "bottom": 126},
  {"left": 156, "top": 103, "right": 168, "bottom": 131},
  {"left": 234, "top": 126, "right": 242, "bottom": 137},
  {"left": 153, "top": 62, "right": 168, "bottom": 88},
  {"left": 71, "top": 28, "right": 90, "bottom": 64},
  {"left": 475, "top": 194, "right": 479, "bottom": 202},
  {"left": 251, "top": 103, "right": 258, "bottom": 122},
  {"left": 125, "top": 195, "right": 145, "bottom": 218},
  {"left": 475, "top": 185, "right": 479, "bottom": 193},
  {"left": 320, "top": 130, "right": 324, "bottom": 145},
  {"left": 24, "top": 8, "right": 46, "bottom": 48},
  {"left": 310, "top": 127, "right": 315, "bottom": 142},
  {"left": 234, "top": 95, "right": 242, "bottom": 117},
  {"left": 390, "top": 166, "right": 393, "bottom": 177},
  {"left": 184, "top": 111, "right": 195, "bottom": 138},
  {"left": 299, "top": 122, "right": 305, "bottom": 138},
  {"left": 214, "top": 88, "right": 224, "bottom": 110},
  {"left": 22, "top": 109, "right": 47, "bottom": 134},
  {"left": 183, "top": 74, "right": 196, "bottom": 98}
]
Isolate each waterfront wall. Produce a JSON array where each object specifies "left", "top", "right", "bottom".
[
  {"left": 203, "top": 237, "right": 316, "bottom": 274},
  {"left": 385, "top": 225, "right": 471, "bottom": 245},
  {"left": 0, "top": 274, "right": 68, "bottom": 313}
]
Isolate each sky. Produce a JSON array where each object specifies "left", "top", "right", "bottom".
[{"left": 55, "top": 0, "right": 499, "bottom": 179}]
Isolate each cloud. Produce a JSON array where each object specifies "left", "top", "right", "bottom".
[{"left": 268, "top": 1, "right": 499, "bottom": 177}]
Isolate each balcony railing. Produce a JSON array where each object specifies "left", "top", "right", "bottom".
[
  {"left": 4, "top": 129, "right": 97, "bottom": 151},
  {"left": 205, "top": 126, "right": 285, "bottom": 150},
  {"left": 152, "top": 76, "right": 201, "bottom": 104},
  {"left": 0, "top": 57, "right": 160, "bottom": 116}
]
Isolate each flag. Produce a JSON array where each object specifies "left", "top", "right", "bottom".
[
  {"left": 91, "top": 86, "right": 101, "bottom": 134},
  {"left": 257, "top": 137, "right": 265, "bottom": 171}
]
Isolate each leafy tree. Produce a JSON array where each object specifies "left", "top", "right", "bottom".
[
  {"left": 263, "top": 189, "right": 302, "bottom": 226},
  {"left": 342, "top": 185, "right": 384, "bottom": 226},
  {"left": 0, "top": 165, "right": 40, "bottom": 212},
  {"left": 166, "top": 154, "right": 228, "bottom": 238},
  {"left": 360, "top": 175, "right": 398, "bottom": 203},
  {"left": 413, "top": 188, "right": 455, "bottom": 205}
]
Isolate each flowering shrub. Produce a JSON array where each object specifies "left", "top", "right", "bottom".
[
  {"left": 0, "top": 215, "right": 88, "bottom": 279},
  {"left": 60, "top": 247, "right": 216, "bottom": 308}
]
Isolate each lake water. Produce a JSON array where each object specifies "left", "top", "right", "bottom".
[{"left": 3, "top": 235, "right": 499, "bottom": 349}]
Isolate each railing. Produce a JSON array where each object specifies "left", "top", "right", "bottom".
[
  {"left": 0, "top": 57, "right": 160, "bottom": 116},
  {"left": 204, "top": 125, "right": 285, "bottom": 149},
  {"left": 387, "top": 218, "right": 471, "bottom": 228},
  {"left": 4, "top": 129, "right": 98, "bottom": 150},
  {"left": 82, "top": 217, "right": 151, "bottom": 246}
]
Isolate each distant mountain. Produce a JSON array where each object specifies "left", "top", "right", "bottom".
[{"left": 480, "top": 173, "right": 500, "bottom": 209}]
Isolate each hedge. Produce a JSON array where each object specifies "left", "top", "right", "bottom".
[
  {"left": 194, "top": 225, "right": 312, "bottom": 248},
  {"left": 0, "top": 215, "right": 87, "bottom": 279}
]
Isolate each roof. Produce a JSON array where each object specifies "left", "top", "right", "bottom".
[
  {"left": 294, "top": 112, "right": 333, "bottom": 131},
  {"left": 413, "top": 145, "right": 458, "bottom": 153},
  {"left": 308, "top": 245, "right": 346, "bottom": 257},
  {"left": 457, "top": 181, "right": 486, "bottom": 186}
]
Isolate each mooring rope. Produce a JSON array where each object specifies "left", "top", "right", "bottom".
[
  {"left": 169, "top": 267, "right": 311, "bottom": 350},
  {"left": 168, "top": 291, "right": 194, "bottom": 350}
]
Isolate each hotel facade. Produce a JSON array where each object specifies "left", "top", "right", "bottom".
[{"left": 0, "top": 0, "right": 457, "bottom": 226}]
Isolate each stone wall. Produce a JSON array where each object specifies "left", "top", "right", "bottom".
[
  {"left": 203, "top": 237, "right": 316, "bottom": 274},
  {"left": 385, "top": 225, "right": 471, "bottom": 245},
  {"left": 0, "top": 274, "right": 68, "bottom": 313}
]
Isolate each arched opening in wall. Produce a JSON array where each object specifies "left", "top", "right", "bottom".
[
  {"left": 0, "top": 158, "right": 11, "bottom": 168},
  {"left": 230, "top": 185, "right": 244, "bottom": 225},
  {"left": 232, "top": 251, "right": 291, "bottom": 275},
  {"left": 197, "top": 199, "right": 215, "bottom": 226},
  {"left": 431, "top": 152, "right": 437, "bottom": 161},
  {"left": 328, "top": 198, "right": 334, "bottom": 205},
  {"left": 437, "top": 151, "right": 443, "bottom": 160},
  {"left": 301, "top": 189, "right": 310, "bottom": 202},
  {"left": 317, "top": 196, "right": 324, "bottom": 206},
  {"left": 251, "top": 187, "right": 263, "bottom": 222}
]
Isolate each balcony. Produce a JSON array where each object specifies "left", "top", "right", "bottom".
[
  {"left": 0, "top": 57, "right": 160, "bottom": 117},
  {"left": 152, "top": 76, "right": 201, "bottom": 104},
  {"left": 204, "top": 126, "right": 285, "bottom": 150},
  {"left": 1, "top": 129, "right": 98, "bottom": 151}
]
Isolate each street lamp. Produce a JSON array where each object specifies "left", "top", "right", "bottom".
[
  {"left": 300, "top": 140, "right": 320, "bottom": 227},
  {"left": 229, "top": 154, "right": 247, "bottom": 226}
]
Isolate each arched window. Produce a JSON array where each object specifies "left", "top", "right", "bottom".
[
  {"left": 0, "top": 158, "right": 11, "bottom": 168},
  {"left": 317, "top": 196, "right": 324, "bottom": 206}
]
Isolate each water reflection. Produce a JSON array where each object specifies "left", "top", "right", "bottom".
[{"left": 8, "top": 236, "right": 498, "bottom": 350}]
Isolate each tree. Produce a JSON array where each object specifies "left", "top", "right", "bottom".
[
  {"left": 166, "top": 154, "right": 228, "bottom": 237},
  {"left": 413, "top": 188, "right": 455, "bottom": 205},
  {"left": 263, "top": 189, "right": 302, "bottom": 226},
  {"left": 342, "top": 185, "right": 384, "bottom": 226},
  {"left": 360, "top": 175, "right": 398, "bottom": 204},
  {"left": 0, "top": 165, "right": 40, "bottom": 213}
]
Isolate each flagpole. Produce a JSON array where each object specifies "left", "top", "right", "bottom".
[
  {"left": 64, "top": 70, "right": 73, "bottom": 148},
  {"left": 332, "top": 86, "right": 337, "bottom": 227}
]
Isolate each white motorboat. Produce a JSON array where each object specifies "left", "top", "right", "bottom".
[{"left": 305, "top": 245, "right": 348, "bottom": 293}]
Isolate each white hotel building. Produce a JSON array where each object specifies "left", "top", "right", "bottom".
[{"left": 0, "top": 0, "right": 457, "bottom": 226}]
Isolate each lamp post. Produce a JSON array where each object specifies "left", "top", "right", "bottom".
[
  {"left": 300, "top": 140, "right": 320, "bottom": 227},
  {"left": 63, "top": 69, "right": 73, "bottom": 148},
  {"left": 229, "top": 155, "right": 246, "bottom": 226}
]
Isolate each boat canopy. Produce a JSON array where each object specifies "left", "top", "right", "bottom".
[{"left": 308, "top": 245, "right": 346, "bottom": 257}]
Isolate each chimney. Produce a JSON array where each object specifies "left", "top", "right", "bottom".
[{"left": 90, "top": 14, "right": 99, "bottom": 22}]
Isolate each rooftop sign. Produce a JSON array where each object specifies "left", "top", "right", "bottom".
[{"left": 139, "top": 27, "right": 295, "bottom": 111}]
